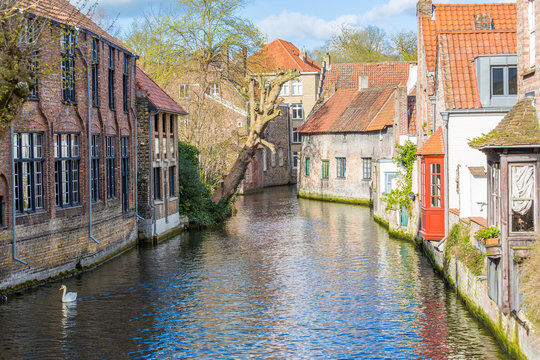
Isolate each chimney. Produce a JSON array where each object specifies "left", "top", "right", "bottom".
[
  {"left": 323, "top": 52, "right": 331, "bottom": 69},
  {"left": 417, "top": 0, "right": 433, "bottom": 16},
  {"left": 299, "top": 47, "right": 307, "bottom": 63},
  {"left": 475, "top": 14, "right": 493, "bottom": 30}
]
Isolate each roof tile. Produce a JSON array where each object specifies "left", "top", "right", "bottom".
[
  {"left": 417, "top": 127, "right": 444, "bottom": 155},
  {"left": 136, "top": 67, "right": 187, "bottom": 115},
  {"left": 323, "top": 62, "right": 413, "bottom": 91},
  {"left": 248, "top": 39, "right": 321, "bottom": 73}
]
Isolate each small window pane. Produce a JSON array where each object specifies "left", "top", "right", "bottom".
[
  {"left": 492, "top": 68, "right": 504, "bottom": 95},
  {"left": 508, "top": 67, "right": 517, "bottom": 95}
]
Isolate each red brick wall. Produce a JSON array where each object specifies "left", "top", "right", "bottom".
[
  {"left": 0, "top": 25, "right": 138, "bottom": 291},
  {"left": 517, "top": 0, "right": 539, "bottom": 100}
]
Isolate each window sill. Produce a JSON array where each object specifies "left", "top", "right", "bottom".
[
  {"left": 62, "top": 100, "right": 77, "bottom": 106},
  {"left": 363, "top": 178, "right": 372, "bottom": 181},
  {"left": 522, "top": 67, "right": 536, "bottom": 77},
  {"left": 154, "top": 200, "right": 164, "bottom": 205},
  {"left": 15, "top": 209, "right": 47, "bottom": 217}
]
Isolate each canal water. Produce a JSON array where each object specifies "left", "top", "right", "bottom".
[{"left": 0, "top": 186, "right": 507, "bottom": 359}]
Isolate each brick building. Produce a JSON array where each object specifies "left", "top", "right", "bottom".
[
  {"left": 249, "top": 39, "right": 322, "bottom": 181},
  {"left": 470, "top": 0, "right": 540, "bottom": 316},
  {"left": 296, "top": 85, "right": 409, "bottom": 205},
  {"left": 239, "top": 105, "right": 291, "bottom": 193},
  {"left": 135, "top": 67, "right": 188, "bottom": 240},
  {"left": 416, "top": 1, "right": 517, "bottom": 241},
  {"left": 0, "top": 0, "right": 139, "bottom": 290}
]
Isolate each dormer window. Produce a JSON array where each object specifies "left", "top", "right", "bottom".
[{"left": 491, "top": 66, "right": 517, "bottom": 96}]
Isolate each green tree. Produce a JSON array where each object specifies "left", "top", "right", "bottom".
[
  {"left": 125, "top": 0, "right": 264, "bottom": 188},
  {"left": 328, "top": 25, "right": 390, "bottom": 63},
  {"left": 390, "top": 31, "right": 417, "bottom": 61}
]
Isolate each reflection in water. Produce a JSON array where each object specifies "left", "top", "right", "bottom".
[{"left": 0, "top": 186, "right": 506, "bottom": 359}]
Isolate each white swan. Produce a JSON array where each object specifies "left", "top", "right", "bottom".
[{"left": 59, "top": 285, "right": 77, "bottom": 303}]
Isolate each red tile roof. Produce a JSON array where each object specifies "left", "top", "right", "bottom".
[
  {"left": 438, "top": 30, "right": 517, "bottom": 109},
  {"left": 17, "top": 0, "right": 133, "bottom": 53},
  {"left": 136, "top": 67, "right": 187, "bottom": 115},
  {"left": 323, "top": 62, "right": 413, "bottom": 91},
  {"left": 248, "top": 39, "right": 321, "bottom": 73},
  {"left": 296, "top": 86, "right": 396, "bottom": 134},
  {"left": 417, "top": 127, "right": 444, "bottom": 156},
  {"left": 421, "top": 3, "right": 516, "bottom": 72}
]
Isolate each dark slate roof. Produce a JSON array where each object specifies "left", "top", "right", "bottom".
[
  {"left": 136, "top": 67, "right": 187, "bottom": 115},
  {"left": 470, "top": 98, "right": 540, "bottom": 148},
  {"left": 296, "top": 86, "right": 396, "bottom": 134}
]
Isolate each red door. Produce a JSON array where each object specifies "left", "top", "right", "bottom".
[{"left": 420, "top": 156, "right": 445, "bottom": 241}]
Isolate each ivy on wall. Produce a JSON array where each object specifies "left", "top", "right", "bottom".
[{"left": 385, "top": 141, "right": 417, "bottom": 214}]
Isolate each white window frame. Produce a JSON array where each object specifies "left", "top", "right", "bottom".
[
  {"left": 280, "top": 81, "right": 289, "bottom": 96},
  {"left": 291, "top": 80, "right": 302, "bottom": 96},
  {"left": 292, "top": 128, "right": 300, "bottom": 143},
  {"left": 508, "top": 162, "right": 536, "bottom": 235},
  {"left": 292, "top": 152, "right": 298, "bottom": 169},
  {"left": 291, "top": 104, "right": 303, "bottom": 120}
]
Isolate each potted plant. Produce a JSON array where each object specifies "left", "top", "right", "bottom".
[{"left": 474, "top": 226, "right": 501, "bottom": 246}]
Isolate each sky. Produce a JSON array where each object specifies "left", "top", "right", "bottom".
[{"left": 86, "top": 0, "right": 516, "bottom": 51}]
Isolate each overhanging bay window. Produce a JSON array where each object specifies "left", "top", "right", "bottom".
[
  {"left": 13, "top": 133, "right": 43, "bottom": 213},
  {"left": 55, "top": 134, "right": 80, "bottom": 207}
]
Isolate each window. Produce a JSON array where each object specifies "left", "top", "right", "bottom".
[
  {"left": 29, "top": 49, "right": 39, "bottom": 100},
  {"left": 169, "top": 166, "right": 176, "bottom": 198},
  {"left": 430, "top": 163, "right": 442, "bottom": 207},
  {"left": 363, "top": 158, "right": 372, "bottom": 180},
  {"left": 291, "top": 80, "right": 302, "bottom": 95},
  {"left": 280, "top": 82, "right": 289, "bottom": 96},
  {"left": 55, "top": 133, "right": 80, "bottom": 207},
  {"left": 271, "top": 152, "right": 276, "bottom": 167},
  {"left": 153, "top": 167, "right": 162, "bottom": 200},
  {"left": 322, "top": 160, "right": 329, "bottom": 180},
  {"left": 291, "top": 104, "right": 303, "bottom": 120},
  {"left": 179, "top": 84, "right": 189, "bottom": 98},
  {"left": 108, "top": 47, "right": 115, "bottom": 110},
  {"left": 384, "top": 172, "right": 398, "bottom": 194},
  {"left": 91, "top": 134, "right": 100, "bottom": 202},
  {"left": 207, "top": 83, "right": 220, "bottom": 97},
  {"left": 292, "top": 128, "right": 300, "bottom": 143},
  {"left": 13, "top": 133, "right": 43, "bottom": 212},
  {"left": 510, "top": 164, "right": 535, "bottom": 233},
  {"left": 292, "top": 152, "right": 298, "bottom": 169},
  {"left": 106, "top": 136, "right": 116, "bottom": 199},
  {"left": 529, "top": 0, "right": 536, "bottom": 68},
  {"left": 305, "top": 157, "right": 310, "bottom": 177},
  {"left": 336, "top": 157, "right": 346, "bottom": 178},
  {"left": 92, "top": 38, "right": 99, "bottom": 107},
  {"left": 121, "top": 136, "right": 129, "bottom": 212},
  {"left": 489, "top": 161, "right": 501, "bottom": 228},
  {"left": 278, "top": 149, "right": 284, "bottom": 167},
  {"left": 491, "top": 67, "right": 517, "bottom": 96},
  {"left": 263, "top": 148, "right": 267, "bottom": 172},
  {"left": 61, "top": 28, "right": 76, "bottom": 104},
  {"left": 123, "top": 54, "right": 130, "bottom": 113}
]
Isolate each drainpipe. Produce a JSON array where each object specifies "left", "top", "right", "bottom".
[
  {"left": 76, "top": 29, "right": 99, "bottom": 244},
  {"left": 130, "top": 56, "right": 144, "bottom": 222},
  {"left": 149, "top": 111, "right": 159, "bottom": 237},
  {"left": 10, "top": 124, "right": 27, "bottom": 265},
  {"left": 435, "top": 112, "right": 450, "bottom": 250}
]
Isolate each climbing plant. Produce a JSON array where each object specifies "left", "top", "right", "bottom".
[{"left": 385, "top": 140, "right": 417, "bottom": 214}]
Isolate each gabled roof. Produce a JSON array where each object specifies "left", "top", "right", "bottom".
[
  {"left": 16, "top": 0, "right": 133, "bottom": 54},
  {"left": 136, "top": 67, "right": 187, "bottom": 115},
  {"left": 417, "top": 127, "right": 444, "bottom": 156},
  {"left": 438, "top": 30, "right": 516, "bottom": 110},
  {"left": 470, "top": 98, "right": 540, "bottom": 148},
  {"left": 323, "top": 62, "right": 414, "bottom": 91},
  {"left": 420, "top": 3, "right": 516, "bottom": 72},
  {"left": 248, "top": 39, "right": 321, "bottom": 73},
  {"left": 296, "top": 86, "right": 396, "bottom": 134}
]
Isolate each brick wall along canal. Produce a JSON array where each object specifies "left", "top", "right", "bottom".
[{"left": 0, "top": 186, "right": 507, "bottom": 359}]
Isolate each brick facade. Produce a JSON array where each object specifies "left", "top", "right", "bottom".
[
  {"left": 0, "top": 14, "right": 138, "bottom": 291},
  {"left": 239, "top": 105, "right": 292, "bottom": 193}
]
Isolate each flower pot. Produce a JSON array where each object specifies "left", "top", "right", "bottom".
[{"left": 484, "top": 237, "right": 499, "bottom": 246}]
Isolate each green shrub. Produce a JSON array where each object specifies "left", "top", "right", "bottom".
[
  {"left": 474, "top": 226, "right": 500, "bottom": 241},
  {"left": 177, "top": 141, "right": 231, "bottom": 226},
  {"left": 445, "top": 224, "right": 486, "bottom": 276}
]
